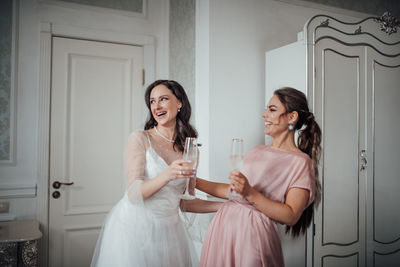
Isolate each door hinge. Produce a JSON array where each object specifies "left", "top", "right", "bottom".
[
  {"left": 313, "top": 223, "right": 316, "bottom": 236},
  {"left": 142, "top": 69, "right": 145, "bottom": 86}
]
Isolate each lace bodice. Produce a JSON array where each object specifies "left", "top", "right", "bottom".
[{"left": 124, "top": 130, "right": 186, "bottom": 217}]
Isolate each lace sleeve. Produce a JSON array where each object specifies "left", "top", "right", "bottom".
[{"left": 125, "top": 131, "right": 148, "bottom": 204}]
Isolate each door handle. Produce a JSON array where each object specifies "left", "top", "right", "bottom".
[
  {"left": 53, "top": 181, "right": 74, "bottom": 189},
  {"left": 360, "top": 149, "right": 367, "bottom": 171}
]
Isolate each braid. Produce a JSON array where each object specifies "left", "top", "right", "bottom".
[
  {"left": 299, "top": 112, "right": 322, "bottom": 207},
  {"left": 274, "top": 87, "right": 322, "bottom": 237}
]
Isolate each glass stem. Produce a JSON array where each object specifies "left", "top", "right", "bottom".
[{"left": 185, "top": 178, "right": 190, "bottom": 195}]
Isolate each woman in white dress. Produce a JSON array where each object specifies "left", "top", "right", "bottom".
[{"left": 91, "top": 80, "right": 222, "bottom": 267}]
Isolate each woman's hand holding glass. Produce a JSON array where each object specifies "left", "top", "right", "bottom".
[
  {"left": 229, "top": 171, "right": 253, "bottom": 198},
  {"left": 164, "top": 159, "right": 196, "bottom": 182}
]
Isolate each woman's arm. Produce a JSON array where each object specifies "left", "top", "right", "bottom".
[
  {"left": 180, "top": 198, "right": 223, "bottom": 213},
  {"left": 195, "top": 178, "right": 230, "bottom": 200},
  {"left": 247, "top": 187, "right": 309, "bottom": 226},
  {"left": 230, "top": 171, "right": 309, "bottom": 226},
  {"left": 125, "top": 132, "right": 195, "bottom": 201},
  {"left": 139, "top": 160, "right": 196, "bottom": 200}
]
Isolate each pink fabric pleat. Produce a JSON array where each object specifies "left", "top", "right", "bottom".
[{"left": 200, "top": 145, "right": 315, "bottom": 267}]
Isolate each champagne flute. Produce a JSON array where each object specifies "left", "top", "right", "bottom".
[
  {"left": 180, "top": 137, "right": 198, "bottom": 200},
  {"left": 226, "top": 138, "right": 244, "bottom": 200}
]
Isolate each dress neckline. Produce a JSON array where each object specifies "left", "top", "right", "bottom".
[
  {"left": 266, "top": 145, "right": 309, "bottom": 158},
  {"left": 148, "top": 146, "right": 169, "bottom": 167},
  {"left": 144, "top": 131, "right": 172, "bottom": 167}
]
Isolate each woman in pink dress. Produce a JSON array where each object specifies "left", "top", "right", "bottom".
[{"left": 197, "top": 87, "right": 322, "bottom": 267}]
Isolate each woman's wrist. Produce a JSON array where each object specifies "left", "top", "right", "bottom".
[
  {"left": 245, "top": 187, "right": 259, "bottom": 205},
  {"left": 159, "top": 170, "right": 173, "bottom": 184}
]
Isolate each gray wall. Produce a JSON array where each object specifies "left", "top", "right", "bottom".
[
  {"left": 0, "top": 0, "right": 13, "bottom": 161},
  {"left": 169, "top": 0, "right": 196, "bottom": 115}
]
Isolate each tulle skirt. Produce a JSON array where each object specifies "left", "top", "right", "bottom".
[{"left": 91, "top": 194, "right": 199, "bottom": 267}]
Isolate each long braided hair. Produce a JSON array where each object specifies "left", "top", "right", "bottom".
[
  {"left": 144, "top": 80, "right": 197, "bottom": 152},
  {"left": 274, "top": 87, "right": 322, "bottom": 237}
]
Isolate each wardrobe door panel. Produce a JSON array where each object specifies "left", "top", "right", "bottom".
[
  {"left": 374, "top": 250, "right": 400, "bottom": 267},
  {"left": 373, "top": 61, "right": 400, "bottom": 244},
  {"left": 322, "top": 49, "right": 359, "bottom": 245},
  {"left": 322, "top": 253, "right": 359, "bottom": 267},
  {"left": 313, "top": 39, "right": 366, "bottom": 267},
  {"left": 369, "top": 56, "right": 400, "bottom": 266}
]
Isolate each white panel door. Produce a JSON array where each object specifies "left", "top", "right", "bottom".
[
  {"left": 49, "top": 37, "right": 143, "bottom": 267},
  {"left": 313, "top": 39, "right": 367, "bottom": 267}
]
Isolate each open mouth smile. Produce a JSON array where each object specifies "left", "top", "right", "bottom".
[{"left": 156, "top": 111, "right": 167, "bottom": 117}]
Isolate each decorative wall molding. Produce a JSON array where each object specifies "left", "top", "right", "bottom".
[
  {"left": 49, "top": 22, "right": 155, "bottom": 46},
  {"left": 0, "top": 0, "right": 18, "bottom": 165},
  {"left": 0, "top": 184, "right": 36, "bottom": 198},
  {"left": 36, "top": 25, "right": 52, "bottom": 267},
  {"left": 39, "top": 0, "right": 148, "bottom": 19}
]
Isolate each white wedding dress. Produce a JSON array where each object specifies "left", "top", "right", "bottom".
[{"left": 91, "top": 130, "right": 199, "bottom": 267}]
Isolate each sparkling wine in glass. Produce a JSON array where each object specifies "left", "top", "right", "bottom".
[
  {"left": 227, "top": 138, "right": 244, "bottom": 200},
  {"left": 180, "top": 137, "right": 198, "bottom": 200}
]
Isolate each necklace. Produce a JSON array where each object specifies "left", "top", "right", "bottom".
[{"left": 154, "top": 126, "right": 175, "bottom": 143}]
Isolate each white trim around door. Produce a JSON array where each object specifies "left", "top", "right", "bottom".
[{"left": 37, "top": 21, "right": 155, "bottom": 266}]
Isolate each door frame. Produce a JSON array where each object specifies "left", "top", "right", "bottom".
[{"left": 36, "top": 21, "right": 155, "bottom": 266}]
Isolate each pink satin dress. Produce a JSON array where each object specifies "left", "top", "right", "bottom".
[{"left": 200, "top": 145, "right": 316, "bottom": 267}]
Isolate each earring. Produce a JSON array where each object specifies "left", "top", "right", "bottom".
[
  {"left": 288, "top": 123, "right": 294, "bottom": 131},
  {"left": 178, "top": 108, "right": 181, "bottom": 112}
]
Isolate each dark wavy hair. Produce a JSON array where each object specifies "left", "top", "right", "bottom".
[
  {"left": 274, "top": 87, "right": 322, "bottom": 238},
  {"left": 144, "top": 80, "right": 197, "bottom": 152}
]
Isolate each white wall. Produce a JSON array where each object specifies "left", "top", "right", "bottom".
[
  {"left": 196, "top": 0, "right": 365, "bottom": 183},
  {"left": 0, "top": 0, "right": 169, "bottom": 219}
]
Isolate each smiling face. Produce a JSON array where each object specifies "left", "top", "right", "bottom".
[
  {"left": 149, "top": 84, "right": 182, "bottom": 127},
  {"left": 262, "top": 94, "right": 291, "bottom": 137}
]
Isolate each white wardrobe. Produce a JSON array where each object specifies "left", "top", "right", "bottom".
[{"left": 266, "top": 12, "right": 400, "bottom": 267}]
